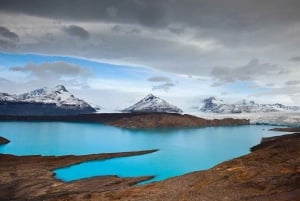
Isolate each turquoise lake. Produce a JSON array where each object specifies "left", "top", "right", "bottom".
[{"left": 0, "top": 122, "right": 281, "bottom": 183}]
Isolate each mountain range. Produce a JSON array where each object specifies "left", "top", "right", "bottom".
[
  {"left": 1, "top": 86, "right": 299, "bottom": 116},
  {"left": 0, "top": 85, "right": 96, "bottom": 116},
  {"left": 200, "top": 96, "right": 300, "bottom": 114}
]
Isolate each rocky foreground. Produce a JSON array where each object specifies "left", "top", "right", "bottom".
[
  {"left": 0, "top": 136, "right": 10, "bottom": 145},
  {"left": 0, "top": 113, "right": 250, "bottom": 128},
  {"left": 0, "top": 131, "right": 299, "bottom": 201},
  {"left": 0, "top": 150, "right": 157, "bottom": 201}
]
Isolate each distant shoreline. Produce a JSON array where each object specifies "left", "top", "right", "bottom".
[{"left": 0, "top": 113, "right": 250, "bottom": 129}]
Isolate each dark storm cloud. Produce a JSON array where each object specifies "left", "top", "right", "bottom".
[
  {"left": 0, "top": 26, "right": 18, "bottom": 40},
  {"left": 0, "top": 0, "right": 166, "bottom": 27},
  {"left": 62, "top": 25, "right": 89, "bottom": 40},
  {"left": 0, "top": 39, "right": 16, "bottom": 49},
  {"left": 1, "top": 0, "right": 300, "bottom": 30},
  {"left": 0, "top": 26, "right": 19, "bottom": 49},
  {"left": 1, "top": 0, "right": 300, "bottom": 102},
  {"left": 211, "top": 59, "right": 281, "bottom": 86}
]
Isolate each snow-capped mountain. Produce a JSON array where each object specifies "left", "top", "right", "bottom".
[
  {"left": 200, "top": 96, "right": 300, "bottom": 114},
  {"left": 0, "top": 85, "right": 96, "bottom": 116},
  {"left": 123, "top": 94, "right": 183, "bottom": 113}
]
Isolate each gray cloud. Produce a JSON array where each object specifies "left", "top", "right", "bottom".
[
  {"left": 0, "top": 26, "right": 19, "bottom": 50},
  {"left": 285, "top": 80, "right": 300, "bottom": 85},
  {"left": 148, "top": 76, "right": 175, "bottom": 91},
  {"left": 1, "top": 0, "right": 300, "bottom": 34},
  {"left": 152, "top": 82, "right": 175, "bottom": 92},
  {"left": 0, "top": 0, "right": 300, "bottom": 105},
  {"left": 10, "top": 61, "right": 91, "bottom": 80},
  {"left": 0, "top": 77, "right": 12, "bottom": 84},
  {"left": 0, "top": 26, "right": 18, "bottom": 40},
  {"left": 8, "top": 62, "right": 92, "bottom": 90},
  {"left": 0, "top": 0, "right": 167, "bottom": 27},
  {"left": 148, "top": 76, "right": 172, "bottom": 83},
  {"left": 0, "top": 39, "right": 17, "bottom": 49},
  {"left": 1, "top": 1, "right": 300, "bottom": 76},
  {"left": 111, "top": 25, "right": 141, "bottom": 35},
  {"left": 211, "top": 59, "right": 281, "bottom": 86},
  {"left": 62, "top": 25, "right": 89, "bottom": 40},
  {"left": 290, "top": 56, "right": 300, "bottom": 62},
  {"left": 168, "top": 27, "right": 185, "bottom": 35}
]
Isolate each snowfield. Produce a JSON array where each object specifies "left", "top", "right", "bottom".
[{"left": 189, "top": 111, "right": 300, "bottom": 127}]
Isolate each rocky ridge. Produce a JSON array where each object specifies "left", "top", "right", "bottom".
[
  {"left": 0, "top": 85, "right": 96, "bottom": 116},
  {"left": 123, "top": 94, "right": 183, "bottom": 113},
  {"left": 0, "top": 149, "right": 157, "bottom": 201},
  {"left": 200, "top": 96, "right": 300, "bottom": 114}
]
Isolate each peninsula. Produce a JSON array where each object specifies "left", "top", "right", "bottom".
[{"left": 0, "top": 113, "right": 250, "bottom": 129}]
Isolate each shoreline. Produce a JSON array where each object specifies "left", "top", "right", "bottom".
[
  {"left": 0, "top": 129, "right": 299, "bottom": 200},
  {"left": 0, "top": 112, "right": 250, "bottom": 129},
  {"left": 0, "top": 149, "right": 158, "bottom": 201}
]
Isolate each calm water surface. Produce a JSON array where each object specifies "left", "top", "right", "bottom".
[{"left": 0, "top": 122, "right": 281, "bottom": 183}]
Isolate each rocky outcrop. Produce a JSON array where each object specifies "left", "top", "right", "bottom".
[
  {"left": 0, "top": 149, "right": 157, "bottom": 201},
  {"left": 0, "top": 136, "right": 9, "bottom": 145},
  {"left": 1, "top": 133, "right": 299, "bottom": 201}
]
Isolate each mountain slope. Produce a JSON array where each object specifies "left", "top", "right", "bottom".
[
  {"left": 0, "top": 85, "right": 96, "bottom": 116},
  {"left": 200, "top": 96, "right": 300, "bottom": 113},
  {"left": 123, "top": 94, "right": 183, "bottom": 113}
]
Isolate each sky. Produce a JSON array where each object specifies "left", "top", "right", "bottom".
[{"left": 0, "top": 0, "right": 300, "bottom": 110}]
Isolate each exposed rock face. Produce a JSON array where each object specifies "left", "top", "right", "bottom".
[
  {"left": 200, "top": 96, "right": 300, "bottom": 113},
  {"left": 0, "top": 133, "right": 299, "bottom": 201},
  {"left": 0, "top": 85, "right": 96, "bottom": 116},
  {"left": 123, "top": 94, "right": 183, "bottom": 113}
]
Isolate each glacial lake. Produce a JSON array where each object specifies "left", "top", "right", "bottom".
[{"left": 0, "top": 122, "right": 282, "bottom": 183}]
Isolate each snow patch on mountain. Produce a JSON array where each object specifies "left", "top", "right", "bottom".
[
  {"left": 200, "top": 96, "right": 300, "bottom": 114},
  {"left": 123, "top": 94, "right": 183, "bottom": 113},
  {"left": 0, "top": 85, "right": 96, "bottom": 115}
]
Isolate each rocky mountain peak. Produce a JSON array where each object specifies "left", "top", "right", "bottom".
[
  {"left": 123, "top": 94, "right": 182, "bottom": 113},
  {"left": 143, "top": 94, "right": 156, "bottom": 102},
  {"left": 200, "top": 96, "right": 300, "bottom": 113},
  {"left": 0, "top": 85, "right": 96, "bottom": 116},
  {"left": 53, "top": 85, "right": 68, "bottom": 93}
]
